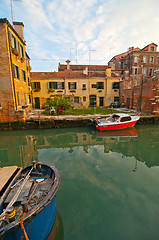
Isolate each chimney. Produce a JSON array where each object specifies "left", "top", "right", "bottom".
[
  {"left": 13, "top": 21, "right": 24, "bottom": 40},
  {"left": 66, "top": 59, "right": 71, "bottom": 70},
  {"left": 83, "top": 67, "right": 88, "bottom": 75}
]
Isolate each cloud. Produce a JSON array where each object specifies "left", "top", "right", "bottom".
[{"left": 3, "top": 0, "right": 159, "bottom": 71}]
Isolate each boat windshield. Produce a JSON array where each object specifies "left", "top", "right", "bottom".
[{"left": 107, "top": 114, "right": 120, "bottom": 122}]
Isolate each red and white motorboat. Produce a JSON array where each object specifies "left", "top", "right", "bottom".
[{"left": 93, "top": 113, "right": 140, "bottom": 131}]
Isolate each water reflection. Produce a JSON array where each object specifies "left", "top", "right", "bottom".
[
  {"left": 1, "top": 125, "right": 159, "bottom": 240},
  {"left": 47, "top": 212, "right": 64, "bottom": 240},
  {"left": 0, "top": 125, "right": 159, "bottom": 169}
]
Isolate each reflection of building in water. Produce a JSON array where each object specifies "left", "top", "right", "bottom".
[
  {"left": 0, "top": 126, "right": 159, "bottom": 168},
  {"left": 0, "top": 134, "right": 37, "bottom": 168}
]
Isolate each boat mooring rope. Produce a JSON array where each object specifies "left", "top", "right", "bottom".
[{"left": 20, "top": 212, "right": 29, "bottom": 240}]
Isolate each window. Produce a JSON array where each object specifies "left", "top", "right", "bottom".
[
  {"left": 18, "top": 43, "right": 24, "bottom": 58},
  {"left": 9, "top": 32, "right": 18, "bottom": 55},
  {"left": 74, "top": 97, "right": 79, "bottom": 103},
  {"left": 13, "top": 64, "right": 19, "bottom": 79},
  {"left": 120, "top": 116, "right": 131, "bottom": 122},
  {"left": 114, "top": 97, "right": 119, "bottom": 102},
  {"left": 150, "top": 46, "right": 154, "bottom": 51},
  {"left": 149, "top": 69, "right": 153, "bottom": 76},
  {"left": 68, "top": 82, "right": 76, "bottom": 90},
  {"left": 150, "top": 56, "right": 154, "bottom": 63},
  {"left": 112, "top": 82, "right": 119, "bottom": 89},
  {"left": 92, "top": 84, "right": 96, "bottom": 88},
  {"left": 142, "top": 68, "right": 146, "bottom": 75},
  {"left": 32, "top": 82, "right": 41, "bottom": 90},
  {"left": 29, "top": 95, "right": 31, "bottom": 104},
  {"left": 22, "top": 70, "right": 26, "bottom": 82},
  {"left": 28, "top": 77, "right": 30, "bottom": 86},
  {"left": 97, "top": 82, "right": 104, "bottom": 89},
  {"left": 17, "top": 92, "right": 21, "bottom": 106},
  {"left": 143, "top": 56, "right": 147, "bottom": 63},
  {"left": 83, "top": 96, "right": 86, "bottom": 101},
  {"left": 24, "top": 93, "right": 28, "bottom": 105},
  {"left": 134, "top": 56, "right": 138, "bottom": 63},
  {"left": 82, "top": 84, "right": 86, "bottom": 90},
  {"left": 134, "top": 68, "right": 138, "bottom": 74},
  {"left": 48, "top": 82, "right": 64, "bottom": 89}
]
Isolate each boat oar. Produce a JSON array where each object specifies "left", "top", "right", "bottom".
[
  {"left": 0, "top": 166, "right": 33, "bottom": 218},
  {"left": 28, "top": 177, "right": 45, "bottom": 200}
]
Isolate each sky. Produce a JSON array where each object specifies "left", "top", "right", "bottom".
[{"left": 1, "top": 0, "right": 159, "bottom": 72}]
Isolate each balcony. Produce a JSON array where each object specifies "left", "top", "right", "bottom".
[
  {"left": 48, "top": 89, "right": 55, "bottom": 93},
  {"left": 12, "top": 47, "right": 18, "bottom": 56},
  {"left": 70, "top": 89, "right": 76, "bottom": 92},
  {"left": 33, "top": 88, "right": 40, "bottom": 92}
]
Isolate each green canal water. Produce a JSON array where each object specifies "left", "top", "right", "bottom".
[{"left": 0, "top": 124, "right": 159, "bottom": 240}]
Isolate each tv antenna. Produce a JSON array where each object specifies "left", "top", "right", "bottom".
[{"left": 10, "top": 0, "right": 22, "bottom": 25}]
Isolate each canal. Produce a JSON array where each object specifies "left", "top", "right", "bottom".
[{"left": 0, "top": 124, "right": 159, "bottom": 240}]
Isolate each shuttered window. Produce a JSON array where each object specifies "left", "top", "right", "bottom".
[
  {"left": 13, "top": 64, "right": 19, "bottom": 79},
  {"left": 68, "top": 82, "right": 76, "bottom": 89},
  {"left": 32, "top": 82, "right": 41, "bottom": 89}
]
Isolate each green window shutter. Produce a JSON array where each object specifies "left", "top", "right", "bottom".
[
  {"left": 53, "top": 82, "right": 57, "bottom": 89},
  {"left": 32, "top": 82, "right": 35, "bottom": 89},
  {"left": 37, "top": 82, "right": 41, "bottom": 89},
  {"left": 68, "top": 82, "right": 70, "bottom": 89},
  {"left": 62, "top": 82, "right": 64, "bottom": 89},
  {"left": 48, "top": 82, "right": 50, "bottom": 89}
]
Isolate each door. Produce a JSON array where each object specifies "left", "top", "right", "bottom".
[
  {"left": 99, "top": 97, "right": 104, "bottom": 107},
  {"left": 89, "top": 95, "right": 96, "bottom": 107},
  {"left": 35, "top": 97, "right": 40, "bottom": 109}
]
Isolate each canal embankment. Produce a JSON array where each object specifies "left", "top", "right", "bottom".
[{"left": 0, "top": 113, "right": 159, "bottom": 131}]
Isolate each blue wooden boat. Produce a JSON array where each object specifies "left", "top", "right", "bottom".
[{"left": 0, "top": 162, "right": 60, "bottom": 240}]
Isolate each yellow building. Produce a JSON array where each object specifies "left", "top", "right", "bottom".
[
  {"left": 0, "top": 18, "right": 32, "bottom": 122},
  {"left": 31, "top": 65, "right": 121, "bottom": 109}
]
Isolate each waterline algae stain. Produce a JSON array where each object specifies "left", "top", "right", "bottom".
[{"left": 0, "top": 125, "right": 159, "bottom": 240}]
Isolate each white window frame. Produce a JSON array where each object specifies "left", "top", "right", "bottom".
[
  {"left": 143, "top": 56, "right": 147, "bottom": 63},
  {"left": 142, "top": 68, "right": 147, "bottom": 75},
  {"left": 134, "top": 56, "right": 138, "bottom": 63}
]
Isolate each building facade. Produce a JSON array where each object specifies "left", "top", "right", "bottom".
[
  {"left": 0, "top": 18, "right": 32, "bottom": 123},
  {"left": 109, "top": 43, "right": 159, "bottom": 78},
  {"left": 31, "top": 66, "right": 121, "bottom": 109},
  {"left": 109, "top": 43, "right": 159, "bottom": 114}
]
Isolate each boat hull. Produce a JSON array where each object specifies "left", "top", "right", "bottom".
[
  {"left": 96, "top": 119, "right": 138, "bottom": 131},
  {"left": 2, "top": 196, "right": 57, "bottom": 240}
]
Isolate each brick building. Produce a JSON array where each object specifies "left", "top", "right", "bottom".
[
  {"left": 0, "top": 18, "right": 32, "bottom": 123},
  {"left": 31, "top": 63, "right": 121, "bottom": 109},
  {"left": 108, "top": 43, "right": 159, "bottom": 77},
  {"left": 109, "top": 43, "right": 159, "bottom": 114}
]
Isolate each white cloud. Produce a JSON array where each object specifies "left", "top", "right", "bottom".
[{"left": 3, "top": 0, "right": 159, "bottom": 71}]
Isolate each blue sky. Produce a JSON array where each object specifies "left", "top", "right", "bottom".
[{"left": 1, "top": 0, "right": 159, "bottom": 72}]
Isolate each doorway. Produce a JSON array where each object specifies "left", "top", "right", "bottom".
[{"left": 35, "top": 97, "right": 40, "bottom": 109}]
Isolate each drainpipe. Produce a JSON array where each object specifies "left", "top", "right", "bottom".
[{"left": 7, "top": 25, "right": 17, "bottom": 110}]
